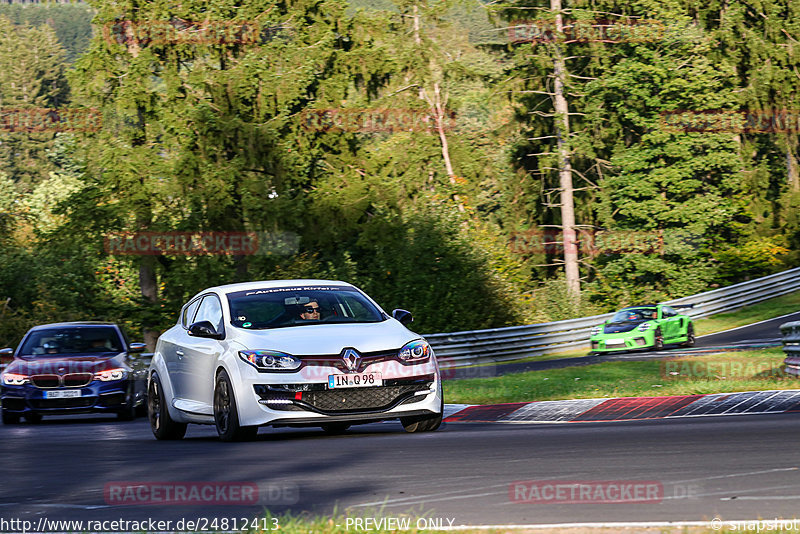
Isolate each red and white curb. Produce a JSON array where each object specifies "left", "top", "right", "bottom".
[{"left": 444, "top": 389, "right": 800, "bottom": 424}]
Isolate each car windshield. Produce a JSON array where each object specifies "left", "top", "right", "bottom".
[
  {"left": 227, "top": 285, "right": 386, "bottom": 329},
  {"left": 18, "top": 326, "right": 124, "bottom": 356},
  {"left": 610, "top": 307, "right": 657, "bottom": 323}
]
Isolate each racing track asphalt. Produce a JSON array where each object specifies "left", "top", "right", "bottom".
[
  {"left": 2, "top": 312, "right": 799, "bottom": 528},
  {"left": 447, "top": 310, "right": 800, "bottom": 379},
  {"left": 2, "top": 412, "right": 800, "bottom": 526}
]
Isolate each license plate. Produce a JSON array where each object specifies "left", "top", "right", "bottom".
[
  {"left": 605, "top": 339, "right": 625, "bottom": 345},
  {"left": 45, "top": 390, "right": 81, "bottom": 399},
  {"left": 328, "top": 373, "right": 382, "bottom": 389}
]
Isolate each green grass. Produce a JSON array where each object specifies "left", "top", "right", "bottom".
[
  {"left": 693, "top": 288, "right": 800, "bottom": 336},
  {"left": 444, "top": 347, "right": 796, "bottom": 405}
]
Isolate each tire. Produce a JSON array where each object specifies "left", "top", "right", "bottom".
[
  {"left": 401, "top": 392, "right": 443, "bottom": 433},
  {"left": 117, "top": 398, "right": 136, "bottom": 421},
  {"left": 653, "top": 329, "right": 664, "bottom": 350},
  {"left": 682, "top": 324, "right": 695, "bottom": 347},
  {"left": 321, "top": 423, "right": 351, "bottom": 434},
  {"left": 148, "top": 372, "right": 187, "bottom": 440},
  {"left": 24, "top": 412, "right": 42, "bottom": 424},
  {"left": 214, "top": 369, "right": 258, "bottom": 442},
  {"left": 2, "top": 410, "right": 20, "bottom": 425}
]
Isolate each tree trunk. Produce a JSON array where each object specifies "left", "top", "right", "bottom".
[
  {"left": 430, "top": 83, "right": 464, "bottom": 212},
  {"left": 139, "top": 256, "right": 160, "bottom": 352},
  {"left": 551, "top": 0, "right": 580, "bottom": 299},
  {"left": 787, "top": 143, "right": 799, "bottom": 193}
]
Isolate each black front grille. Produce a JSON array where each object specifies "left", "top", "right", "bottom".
[
  {"left": 30, "top": 397, "right": 96, "bottom": 409},
  {"left": 31, "top": 375, "right": 60, "bottom": 388},
  {"left": 302, "top": 384, "right": 429, "bottom": 412},
  {"left": 63, "top": 373, "right": 93, "bottom": 387}
]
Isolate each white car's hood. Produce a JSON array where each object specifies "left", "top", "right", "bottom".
[{"left": 228, "top": 319, "right": 420, "bottom": 355}]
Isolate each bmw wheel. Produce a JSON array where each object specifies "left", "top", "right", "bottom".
[
  {"left": 2, "top": 410, "right": 20, "bottom": 425},
  {"left": 148, "top": 372, "right": 187, "bottom": 440},
  {"left": 214, "top": 369, "right": 258, "bottom": 442},
  {"left": 117, "top": 398, "right": 136, "bottom": 421},
  {"left": 24, "top": 413, "right": 42, "bottom": 424}
]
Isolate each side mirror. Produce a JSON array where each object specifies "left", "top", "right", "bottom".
[
  {"left": 392, "top": 309, "right": 413, "bottom": 326},
  {"left": 0, "top": 348, "right": 13, "bottom": 357},
  {"left": 188, "top": 321, "right": 224, "bottom": 340},
  {"left": 128, "top": 342, "right": 147, "bottom": 353}
]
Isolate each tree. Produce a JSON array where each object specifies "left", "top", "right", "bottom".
[{"left": 0, "top": 15, "right": 70, "bottom": 191}]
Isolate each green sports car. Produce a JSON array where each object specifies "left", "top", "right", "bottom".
[{"left": 588, "top": 304, "right": 695, "bottom": 354}]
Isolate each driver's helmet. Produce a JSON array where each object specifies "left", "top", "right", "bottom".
[
  {"left": 627, "top": 311, "right": 638, "bottom": 320},
  {"left": 43, "top": 341, "right": 59, "bottom": 353}
]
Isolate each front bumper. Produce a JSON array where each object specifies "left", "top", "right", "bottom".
[
  {"left": 233, "top": 358, "right": 442, "bottom": 427},
  {"left": 1, "top": 380, "right": 132, "bottom": 415},
  {"left": 590, "top": 330, "right": 656, "bottom": 352}
]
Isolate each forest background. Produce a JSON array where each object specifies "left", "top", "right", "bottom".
[{"left": 0, "top": 0, "right": 797, "bottom": 348}]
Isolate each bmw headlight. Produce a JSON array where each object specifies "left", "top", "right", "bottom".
[
  {"left": 398, "top": 340, "right": 431, "bottom": 363},
  {"left": 2, "top": 373, "right": 28, "bottom": 386},
  {"left": 590, "top": 326, "right": 601, "bottom": 336},
  {"left": 637, "top": 322, "right": 651, "bottom": 332},
  {"left": 239, "top": 350, "right": 301, "bottom": 371},
  {"left": 94, "top": 368, "right": 127, "bottom": 381}
]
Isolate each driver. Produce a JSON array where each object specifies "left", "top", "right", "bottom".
[
  {"left": 43, "top": 341, "right": 59, "bottom": 354},
  {"left": 299, "top": 299, "right": 321, "bottom": 320}
]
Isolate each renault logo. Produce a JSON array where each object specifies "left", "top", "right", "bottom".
[{"left": 341, "top": 348, "right": 361, "bottom": 372}]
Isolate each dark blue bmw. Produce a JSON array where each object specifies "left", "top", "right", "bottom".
[{"left": 0, "top": 322, "right": 148, "bottom": 424}]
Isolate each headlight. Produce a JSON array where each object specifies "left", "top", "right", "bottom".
[
  {"left": 239, "top": 350, "right": 301, "bottom": 371},
  {"left": 2, "top": 373, "right": 28, "bottom": 386},
  {"left": 94, "top": 368, "right": 127, "bottom": 381},
  {"left": 590, "top": 326, "right": 601, "bottom": 336},
  {"left": 637, "top": 322, "right": 651, "bottom": 332},
  {"left": 398, "top": 340, "right": 431, "bottom": 363}
]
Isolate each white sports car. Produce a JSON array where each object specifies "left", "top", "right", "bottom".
[{"left": 148, "top": 280, "right": 443, "bottom": 441}]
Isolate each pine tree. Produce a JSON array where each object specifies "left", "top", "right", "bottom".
[{"left": 0, "top": 16, "right": 70, "bottom": 191}]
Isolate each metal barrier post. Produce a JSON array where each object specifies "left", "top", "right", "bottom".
[{"left": 781, "top": 321, "right": 800, "bottom": 377}]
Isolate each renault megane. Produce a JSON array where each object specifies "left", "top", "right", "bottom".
[{"left": 148, "top": 280, "right": 443, "bottom": 441}]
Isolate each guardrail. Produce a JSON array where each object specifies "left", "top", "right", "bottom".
[
  {"left": 781, "top": 322, "right": 800, "bottom": 377},
  {"left": 428, "top": 266, "right": 800, "bottom": 368}
]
